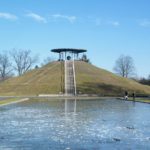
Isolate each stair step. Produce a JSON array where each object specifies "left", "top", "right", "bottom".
[{"left": 65, "top": 60, "right": 76, "bottom": 95}]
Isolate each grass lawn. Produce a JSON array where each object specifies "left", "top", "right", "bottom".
[
  {"left": 0, "top": 61, "right": 64, "bottom": 96},
  {"left": 75, "top": 61, "right": 150, "bottom": 96},
  {"left": 128, "top": 98, "right": 150, "bottom": 104},
  {"left": 0, "top": 61, "right": 150, "bottom": 96},
  {"left": 0, "top": 98, "right": 21, "bottom": 106}
]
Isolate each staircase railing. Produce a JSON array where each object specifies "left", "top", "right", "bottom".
[
  {"left": 64, "top": 60, "right": 76, "bottom": 95},
  {"left": 64, "top": 60, "right": 68, "bottom": 95},
  {"left": 72, "top": 60, "right": 77, "bottom": 95}
]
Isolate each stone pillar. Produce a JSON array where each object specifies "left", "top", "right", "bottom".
[
  {"left": 59, "top": 53, "right": 61, "bottom": 60},
  {"left": 77, "top": 53, "right": 79, "bottom": 60},
  {"left": 65, "top": 51, "right": 67, "bottom": 60}
]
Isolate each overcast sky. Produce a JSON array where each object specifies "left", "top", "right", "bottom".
[{"left": 0, "top": 0, "right": 150, "bottom": 77}]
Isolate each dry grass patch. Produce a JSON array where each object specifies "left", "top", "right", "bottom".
[
  {"left": 0, "top": 98, "right": 20, "bottom": 105},
  {"left": 75, "top": 61, "right": 150, "bottom": 96},
  {"left": 0, "top": 61, "right": 150, "bottom": 96}
]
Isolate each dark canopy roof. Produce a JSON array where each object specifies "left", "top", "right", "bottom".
[{"left": 51, "top": 48, "right": 87, "bottom": 53}]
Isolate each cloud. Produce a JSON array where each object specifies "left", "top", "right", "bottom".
[
  {"left": 93, "top": 17, "right": 120, "bottom": 27},
  {"left": 108, "top": 21, "right": 120, "bottom": 27},
  {"left": 51, "top": 14, "right": 77, "bottom": 23},
  {"left": 26, "top": 13, "right": 47, "bottom": 23},
  {"left": 140, "top": 19, "right": 150, "bottom": 27},
  {"left": 0, "top": 12, "right": 18, "bottom": 20}
]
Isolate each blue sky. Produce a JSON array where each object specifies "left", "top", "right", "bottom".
[{"left": 0, "top": 0, "right": 150, "bottom": 77}]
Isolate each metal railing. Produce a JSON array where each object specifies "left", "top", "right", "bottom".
[
  {"left": 72, "top": 60, "right": 77, "bottom": 95},
  {"left": 65, "top": 60, "right": 68, "bottom": 95},
  {"left": 64, "top": 60, "right": 76, "bottom": 96}
]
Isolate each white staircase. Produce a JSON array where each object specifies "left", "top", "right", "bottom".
[{"left": 65, "top": 60, "right": 76, "bottom": 96}]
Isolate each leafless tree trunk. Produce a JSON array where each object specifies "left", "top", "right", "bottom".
[
  {"left": 41, "top": 56, "right": 56, "bottom": 66},
  {"left": 113, "top": 55, "right": 135, "bottom": 78},
  {"left": 0, "top": 52, "right": 13, "bottom": 80},
  {"left": 10, "top": 49, "right": 38, "bottom": 76}
]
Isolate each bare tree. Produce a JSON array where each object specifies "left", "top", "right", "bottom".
[
  {"left": 139, "top": 74, "right": 150, "bottom": 86},
  {"left": 113, "top": 55, "right": 135, "bottom": 78},
  {"left": 148, "top": 74, "right": 150, "bottom": 80},
  {"left": 81, "top": 54, "right": 90, "bottom": 63},
  {"left": 0, "top": 52, "right": 13, "bottom": 80},
  {"left": 10, "top": 49, "right": 38, "bottom": 76},
  {"left": 41, "top": 56, "right": 55, "bottom": 66}
]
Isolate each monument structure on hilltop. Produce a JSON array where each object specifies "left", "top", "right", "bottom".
[
  {"left": 51, "top": 48, "right": 87, "bottom": 61},
  {"left": 51, "top": 48, "right": 87, "bottom": 96}
]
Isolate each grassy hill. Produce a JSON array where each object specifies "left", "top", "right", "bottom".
[
  {"left": 0, "top": 61, "right": 64, "bottom": 96},
  {"left": 0, "top": 61, "right": 149, "bottom": 96},
  {"left": 75, "top": 61, "right": 150, "bottom": 96}
]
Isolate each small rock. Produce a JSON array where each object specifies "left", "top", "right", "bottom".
[
  {"left": 113, "top": 138, "right": 121, "bottom": 142},
  {"left": 126, "top": 126, "right": 134, "bottom": 130}
]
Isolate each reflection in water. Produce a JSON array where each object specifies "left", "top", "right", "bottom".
[
  {"left": 64, "top": 99, "right": 77, "bottom": 128},
  {"left": 0, "top": 99, "right": 150, "bottom": 150},
  {"left": 65, "top": 99, "right": 76, "bottom": 114}
]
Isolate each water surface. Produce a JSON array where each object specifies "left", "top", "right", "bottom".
[{"left": 0, "top": 99, "right": 150, "bottom": 150}]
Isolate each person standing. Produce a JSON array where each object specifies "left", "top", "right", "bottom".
[
  {"left": 124, "top": 91, "right": 128, "bottom": 100},
  {"left": 132, "top": 92, "right": 135, "bottom": 101}
]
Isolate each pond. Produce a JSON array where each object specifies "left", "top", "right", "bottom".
[{"left": 0, "top": 99, "right": 150, "bottom": 150}]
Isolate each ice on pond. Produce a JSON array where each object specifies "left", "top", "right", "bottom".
[{"left": 0, "top": 99, "right": 150, "bottom": 150}]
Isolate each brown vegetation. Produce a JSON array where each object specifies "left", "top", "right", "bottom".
[{"left": 0, "top": 61, "right": 149, "bottom": 96}]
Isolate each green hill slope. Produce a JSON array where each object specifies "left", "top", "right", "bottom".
[
  {"left": 75, "top": 61, "right": 150, "bottom": 96},
  {"left": 0, "top": 61, "right": 64, "bottom": 96},
  {"left": 0, "top": 61, "right": 149, "bottom": 96}
]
